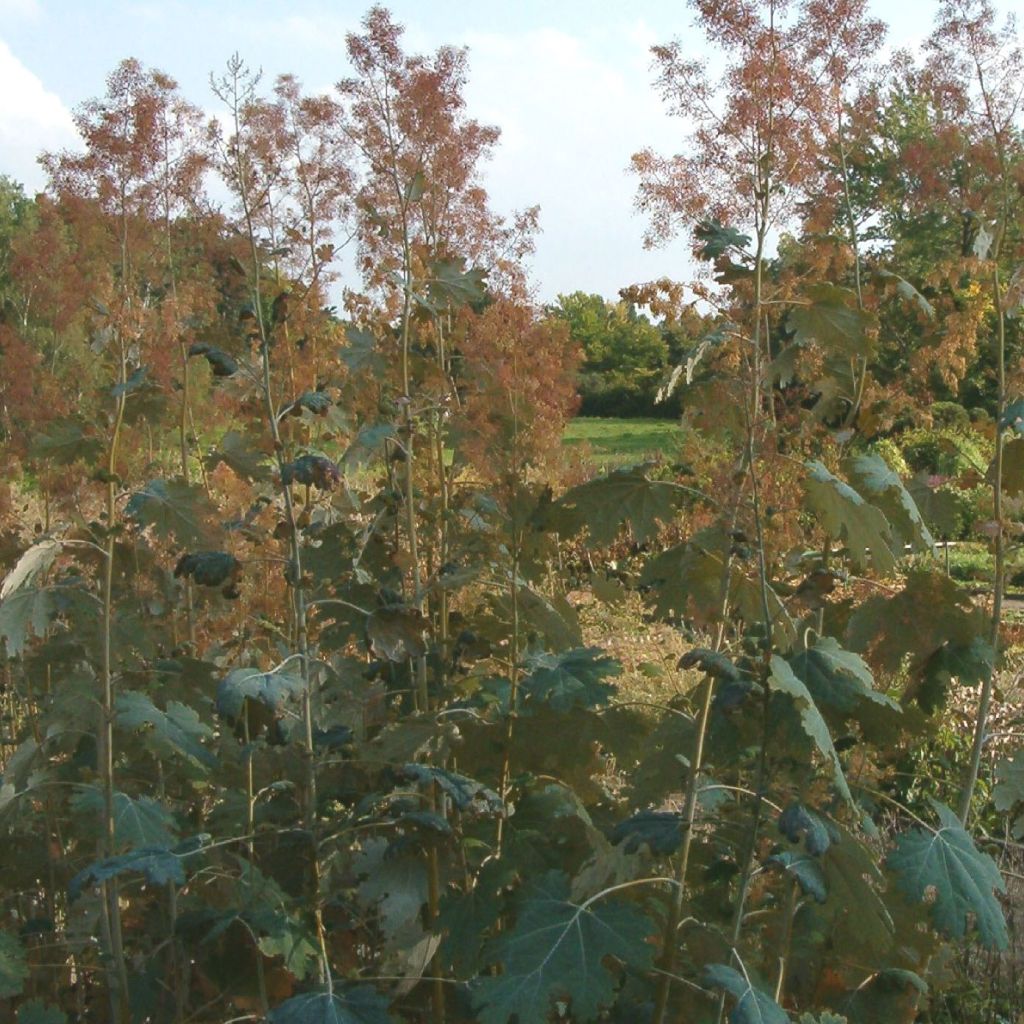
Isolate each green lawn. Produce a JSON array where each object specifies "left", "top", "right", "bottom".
[{"left": 563, "top": 417, "right": 684, "bottom": 470}]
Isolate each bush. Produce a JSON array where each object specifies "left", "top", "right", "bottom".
[
  {"left": 899, "top": 426, "right": 991, "bottom": 476},
  {"left": 577, "top": 370, "right": 681, "bottom": 418},
  {"left": 929, "top": 401, "right": 971, "bottom": 430}
]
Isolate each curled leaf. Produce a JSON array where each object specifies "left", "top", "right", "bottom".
[
  {"left": 173, "top": 551, "right": 241, "bottom": 598},
  {"left": 281, "top": 454, "right": 341, "bottom": 490},
  {"left": 187, "top": 342, "right": 238, "bottom": 377}
]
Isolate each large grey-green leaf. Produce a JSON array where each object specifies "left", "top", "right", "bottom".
[
  {"left": 125, "top": 479, "right": 218, "bottom": 547},
  {"left": 0, "top": 931, "right": 28, "bottom": 998},
  {"left": 16, "top": 998, "right": 68, "bottom": 1024},
  {"left": 70, "top": 844, "right": 189, "bottom": 900},
  {"left": 789, "top": 637, "right": 900, "bottom": 741},
  {"left": 266, "top": 987, "right": 394, "bottom": 1023},
  {"left": 702, "top": 963, "right": 788, "bottom": 1024},
  {"left": 115, "top": 691, "right": 216, "bottom": 768},
  {"left": 887, "top": 800, "right": 1007, "bottom": 949},
  {"left": 29, "top": 417, "right": 103, "bottom": 465},
  {"left": 205, "top": 430, "right": 272, "bottom": 482},
  {"left": 215, "top": 668, "right": 305, "bottom": 720},
  {"left": 472, "top": 870, "right": 655, "bottom": 1023},
  {"left": 519, "top": 647, "right": 621, "bottom": 712},
  {"left": 994, "top": 755, "right": 1024, "bottom": 839},
  {"left": 874, "top": 268, "right": 935, "bottom": 318},
  {"left": 70, "top": 789, "right": 178, "bottom": 850},
  {"left": 557, "top": 464, "right": 686, "bottom": 545}
]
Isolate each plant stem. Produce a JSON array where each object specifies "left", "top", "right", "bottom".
[
  {"left": 957, "top": 48, "right": 1012, "bottom": 825},
  {"left": 100, "top": 337, "right": 130, "bottom": 1022}
]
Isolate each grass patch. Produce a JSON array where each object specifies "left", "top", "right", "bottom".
[{"left": 563, "top": 417, "right": 684, "bottom": 470}]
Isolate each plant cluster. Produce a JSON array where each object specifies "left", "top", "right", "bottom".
[{"left": 0, "top": 2, "right": 1024, "bottom": 1023}]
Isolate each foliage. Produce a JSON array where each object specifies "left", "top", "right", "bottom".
[
  {"left": 0, "top": 3, "right": 1022, "bottom": 1023},
  {"left": 547, "top": 291, "right": 674, "bottom": 416}
]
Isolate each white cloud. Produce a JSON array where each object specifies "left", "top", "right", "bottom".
[
  {"left": 0, "top": 0, "right": 40, "bottom": 19},
  {"left": 458, "top": 23, "right": 692, "bottom": 299},
  {"left": 0, "top": 39, "right": 78, "bottom": 192}
]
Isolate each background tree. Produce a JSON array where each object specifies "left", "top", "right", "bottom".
[{"left": 547, "top": 291, "right": 670, "bottom": 416}]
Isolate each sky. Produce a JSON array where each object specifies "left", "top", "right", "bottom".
[{"left": 0, "top": 0, "right": 989, "bottom": 302}]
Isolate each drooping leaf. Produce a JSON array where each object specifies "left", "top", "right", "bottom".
[
  {"left": 1003, "top": 264, "right": 1024, "bottom": 317},
  {"left": 281, "top": 454, "right": 341, "bottom": 490},
  {"left": 847, "top": 569, "right": 985, "bottom": 684},
  {"left": 342, "top": 422, "right": 397, "bottom": 469},
  {"left": 402, "top": 764, "right": 502, "bottom": 814},
  {"left": 905, "top": 473, "right": 963, "bottom": 537},
  {"left": 765, "top": 850, "right": 827, "bottom": 902},
  {"left": 0, "top": 931, "right": 28, "bottom": 998},
  {"left": 973, "top": 221, "right": 994, "bottom": 259},
  {"left": 640, "top": 529, "right": 726, "bottom": 620},
  {"left": 519, "top": 647, "right": 621, "bottom": 712},
  {"left": 70, "top": 845, "right": 185, "bottom": 900},
  {"left": 821, "top": 831, "right": 894, "bottom": 957},
  {"left": 843, "top": 451, "right": 933, "bottom": 552},
  {"left": 472, "top": 869, "right": 655, "bottom": 1024},
  {"left": 111, "top": 364, "right": 148, "bottom": 398},
  {"left": 914, "top": 637, "right": 993, "bottom": 714},
  {"left": 438, "top": 862, "right": 506, "bottom": 979},
  {"left": 216, "top": 668, "right": 306, "bottom": 720},
  {"left": 999, "top": 397, "right": 1024, "bottom": 434},
  {"left": 803, "top": 461, "right": 897, "bottom": 573},
  {"left": 205, "top": 430, "right": 272, "bottom": 482},
  {"left": 284, "top": 391, "right": 332, "bottom": 417},
  {"left": 29, "top": 417, "right": 103, "bottom": 465},
  {"left": 70, "top": 788, "right": 178, "bottom": 850},
  {"left": 187, "top": 342, "right": 238, "bottom": 377},
  {"left": 789, "top": 637, "right": 900, "bottom": 727},
  {"left": 500, "top": 585, "right": 582, "bottom": 652},
  {"left": 887, "top": 799, "right": 1008, "bottom": 949},
  {"left": 174, "top": 551, "right": 241, "bottom": 596},
  {"left": 16, "top": 998, "right": 68, "bottom": 1024},
  {"left": 556, "top": 465, "right": 686, "bottom": 546},
  {"left": 778, "top": 803, "right": 837, "bottom": 856},
  {"left": 702, "top": 963, "right": 788, "bottom": 1024},
  {"left": 838, "top": 968, "right": 927, "bottom": 1024},
  {"left": 993, "top": 755, "right": 1024, "bottom": 839},
  {"left": 694, "top": 219, "right": 751, "bottom": 259},
  {"left": 425, "top": 258, "right": 488, "bottom": 310},
  {"left": 366, "top": 606, "right": 427, "bottom": 662},
  {"left": 789, "top": 284, "right": 875, "bottom": 359},
  {"left": 0, "top": 539, "right": 61, "bottom": 601},
  {"left": 690, "top": 324, "right": 732, "bottom": 379},
  {"left": 405, "top": 169, "right": 426, "bottom": 202},
  {"left": 266, "top": 987, "right": 394, "bottom": 1024},
  {"left": 997, "top": 436, "right": 1024, "bottom": 496},
  {"left": 115, "top": 691, "right": 216, "bottom": 768},
  {"left": 768, "top": 657, "right": 851, "bottom": 803},
  {"left": 0, "top": 587, "right": 60, "bottom": 658},
  {"left": 126, "top": 479, "right": 218, "bottom": 548},
  {"left": 679, "top": 648, "right": 742, "bottom": 681},
  {"left": 610, "top": 810, "right": 683, "bottom": 855},
  {"left": 874, "top": 268, "right": 935, "bottom": 318}
]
